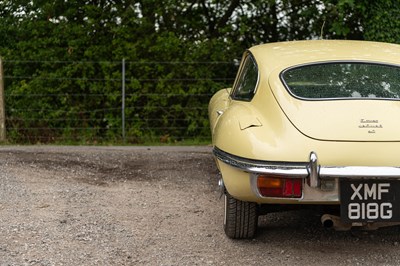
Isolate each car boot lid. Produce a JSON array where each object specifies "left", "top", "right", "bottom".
[{"left": 269, "top": 76, "right": 400, "bottom": 142}]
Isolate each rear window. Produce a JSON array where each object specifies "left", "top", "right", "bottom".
[{"left": 281, "top": 62, "right": 400, "bottom": 99}]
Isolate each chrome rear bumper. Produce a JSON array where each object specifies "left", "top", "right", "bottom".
[{"left": 213, "top": 147, "right": 400, "bottom": 189}]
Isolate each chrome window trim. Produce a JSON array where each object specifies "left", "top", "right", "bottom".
[{"left": 230, "top": 51, "right": 260, "bottom": 102}]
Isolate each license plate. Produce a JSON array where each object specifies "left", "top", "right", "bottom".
[{"left": 340, "top": 179, "right": 400, "bottom": 222}]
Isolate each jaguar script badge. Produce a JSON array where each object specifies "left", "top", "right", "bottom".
[{"left": 359, "top": 119, "right": 383, "bottom": 134}]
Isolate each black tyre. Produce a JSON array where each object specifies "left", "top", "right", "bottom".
[{"left": 223, "top": 192, "right": 258, "bottom": 239}]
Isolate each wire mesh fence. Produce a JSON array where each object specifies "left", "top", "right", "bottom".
[{"left": 2, "top": 59, "right": 237, "bottom": 144}]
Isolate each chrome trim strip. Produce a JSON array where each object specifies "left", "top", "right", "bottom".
[
  {"left": 319, "top": 166, "right": 400, "bottom": 178},
  {"left": 213, "top": 147, "right": 309, "bottom": 177},
  {"left": 214, "top": 147, "right": 400, "bottom": 180}
]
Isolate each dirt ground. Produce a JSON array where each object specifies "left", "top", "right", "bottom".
[{"left": 0, "top": 146, "right": 400, "bottom": 265}]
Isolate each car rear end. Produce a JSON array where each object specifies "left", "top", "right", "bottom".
[{"left": 210, "top": 40, "right": 400, "bottom": 238}]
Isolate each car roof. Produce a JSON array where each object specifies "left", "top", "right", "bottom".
[{"left": 249, "top": 40, "right": 400, "bottom": 74}]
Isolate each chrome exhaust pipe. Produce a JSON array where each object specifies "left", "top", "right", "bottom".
[
  {"left": 321, "top": 214, "right": 334, "bottom": 228},
  {"left": 321, "top": 214, "right": 352, "bottom": 231}
]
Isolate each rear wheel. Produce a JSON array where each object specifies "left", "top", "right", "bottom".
[{"left": 223, "top": 192, "right": 258, "bottom": 239}]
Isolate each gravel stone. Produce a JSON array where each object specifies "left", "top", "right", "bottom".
[{"left": 0, "top": 146, "right": 399, "bottom": 265}]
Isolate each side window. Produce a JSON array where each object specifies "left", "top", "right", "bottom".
[{"left": 231, "top": 54, "right": 259, "bottom": 101}]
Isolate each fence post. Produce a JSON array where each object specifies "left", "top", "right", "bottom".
[
  {"left": 122, "top": 58, "right": 126, "bottom": 143},
  {"left": 0, "top": 58, "right": 6, "bottom": 142}
]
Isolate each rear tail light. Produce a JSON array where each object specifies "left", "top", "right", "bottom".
[{"left": 257, "top": 175, "right": 302, "bottom": 198}]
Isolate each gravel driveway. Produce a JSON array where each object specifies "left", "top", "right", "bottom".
[{"left": 0, "top": 146, "right": 399, "bottom": 265}]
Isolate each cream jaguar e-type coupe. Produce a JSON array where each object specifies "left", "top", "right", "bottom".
[{"left": 209, "top": 40, "right": 400, "bottom": 239}]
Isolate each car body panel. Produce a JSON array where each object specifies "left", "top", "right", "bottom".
[
  {"left": 249, "top": 40, "right": 400, "bottom": 75},
  {"left": 270, "top": 69, "right": 400, "bottom": 142}
]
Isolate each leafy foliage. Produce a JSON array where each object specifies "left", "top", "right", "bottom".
[{"left": 0, "top": 0, "right": 398, "bottom": 143}]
